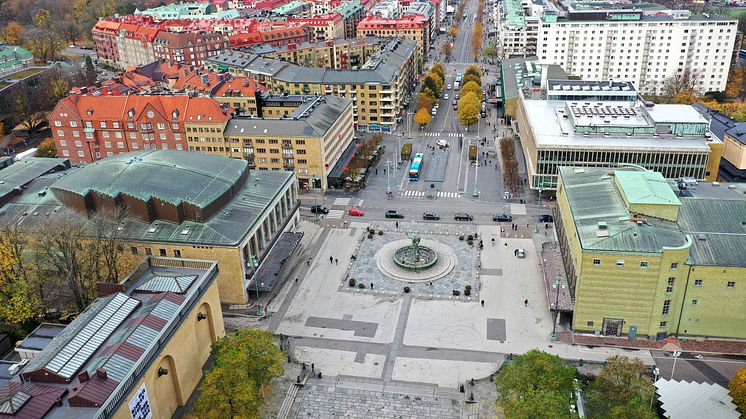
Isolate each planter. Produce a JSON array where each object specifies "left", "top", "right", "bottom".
[
  {"left": 349, "top": 278, "right": 356, "bottom": 287},
  {"left": 404, "top": 286, "right": 411, "bottom": 293}
]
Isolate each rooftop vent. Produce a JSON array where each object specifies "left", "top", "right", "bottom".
[
  {"left": 697, "top": 233, "right": 707, "bottom": 241},
  {"left": 598, "top": 222, "right": 608, "bottom": 230}
]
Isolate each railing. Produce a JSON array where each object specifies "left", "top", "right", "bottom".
[{"left": 94, "top": 257, "right": 219, "bottom": 418}]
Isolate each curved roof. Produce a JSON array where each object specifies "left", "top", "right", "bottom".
[{"left": 51, "top": 150, "right": 248, "bottom": 209}]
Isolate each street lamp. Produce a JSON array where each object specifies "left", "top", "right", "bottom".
[
  {"left": 649, "top": 367, "right": 660, "bottom": 410},
  {"left": 250, "top": 255, "right": 263, "bottom": 317},
  {"left": 407, "top": 111, "right": 413, "bottom": 139},
  {"left": 472, "top": 139, "right": 480, "bottom": 197},
  {"left": 386, "top": 160, "right": 392, "bottom": 194},
  {"left": 550, "top": 276, "right": 564, "bottom": 341},
  {"left": 534, "top": 186, "right": 542, "bottom": 233},
  {"left": 670, "top": 351, "right": 681, "bottom": 380},
  {"left": 311, "top": 175, "right": 320, "bottom": 221}
]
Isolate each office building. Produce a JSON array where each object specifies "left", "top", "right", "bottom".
[
  {"left": 555, "top": 166, "right": 746, "bottom": 339},
  {"left": 496, "top": 0, "right": 540, "bottom": 58},
  {"left": 0, "top": 150, "right": 299, "bottom": 304},
  {"left": 0, "top": 256, "right": 224, "bottom": 418}
]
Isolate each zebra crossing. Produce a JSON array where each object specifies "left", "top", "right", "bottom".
[
  {"left": 325, "top": 209, "right": 345, "bottom": 219},
  {"left": 400, "top": 190, "right": 461, "bottom": 199},
  {"left": 423, "top": 132, "right": 463, "bottom": 138}
]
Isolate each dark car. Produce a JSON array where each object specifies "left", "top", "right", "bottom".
[
  {"left": 423, "top": 212, "right": 440, "bottom": 220},
  {"left": 454, "top": 212, "right": 473, "bottom": 221},
  {"left": 493, "top": 214, "right": 513, "bottom": 222},
  {"left": 310, "top": 205, "right": 329, "bottom": 214},
  {"left": 539, "top": 214, "right": 554, "bottom": 223},
  {"left": 385, "top": 210, "right": 405, "bottom": 219}
]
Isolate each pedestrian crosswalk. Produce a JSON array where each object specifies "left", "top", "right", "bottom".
[
  {"left": 326, "top": 209, "right": 345, "bottom": 219},
  {"left": 423, "top": 132, "right": 464, "bottom": 138},
  {"left": 400, "top": 190, "right": 461, "bottom": 199}
]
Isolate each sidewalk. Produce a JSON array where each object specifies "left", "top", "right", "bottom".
[{"left": 559, "top": 333, "right": 746, "bottom": 356}]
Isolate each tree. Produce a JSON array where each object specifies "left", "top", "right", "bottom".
[
  {"left": 462, "top": 81, "right": 482, "bottom": 100},
  {"left": 659, "top": 69, "right": 703, "bottom": 101},
  {"left": 14, "top": 95, "right": 46, "bottom": 133},
  {"left": 413, "top": 107, "right": 432, "bottom": 127},
  {"left": 431, "top": 63, "right": 445, "bottom": 80},
  {"left": 457, "top": 99, "right": 479, "bottom": 129},
  {"left": 730, "top": 368, "right": 746, "bottom": 415},
  {"left": 417, "top": 92, "right": 435, "bottom": 111},
  {"left": 440, "top": 43, "right": 453, "bottom": 61},
  {"left": 2, "top": 21, "right": 24, "bottom": 45},
  {"left": 484, "top": 43, "right": 498, "bottom": 59},
  {"left": 25, "top": 30, "right": 65, "bottom": 62},
  {"left": 33, "top": 9, "right": 51, "bottom": 30},
  {"left": 495, "top": 349, "right": 576, "bottom": 419},
  {"left": 195, "top": 329, "right": 284, "bottom": 418},
  {"left": 726, "top": 65, "right": 746, "bottom": 102},
  {"left": 465, "top": 65, "right": 482, "bottom": 79},
  {"left": 585, "top": 356, "right": 656, "bottom": 419},
  {"left": 672, "top": 88, "right": 699, "bottom": 105},
  {"left": 35, "top": 139, "right": 57, "bottom": 158},
  {"left": 423, "top": 74, "right": 443, "bottom": 97},
  {"left": 0, "top": 225, "right": 39, "bottom": 324},
  {"left": 51, "top": 77, "right": 71, "bottom": 102},
  {"left": 85, "top": 55, "right": 97, "bottom": 84},
  {"left": 448, "top": 26, "right": 458, "bottom": 38}
]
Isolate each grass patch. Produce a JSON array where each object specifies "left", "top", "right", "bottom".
[{"left": 6, "top": 68, "right": 46, "bottom": 80}]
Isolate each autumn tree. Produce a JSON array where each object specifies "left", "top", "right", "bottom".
[
  {"left": 413, "top": 107, "right": 433, "bottom": 127},
  {"left": 440, "top": 43, "right": 453, "bottom": 61},
  {"left": 461, "top": 81, "right": 482, "bottom": 100},
  {"left": 448, "top": 26, "right": 458, "bottom": 38},
  {"left": 84, "top": 55, "right": 97, "bottom": 84},
  {"left": 195, "top": 329, "right": 284, "bottom": 418},
  {"left": 417, "top": 92, "right": 435, "bottom": 111},
  {"left": 726, "top": 65, "right": 746, "bottom": 102},
  {"left": 457, "top": 95, "right": 479, "bottom": 129},
  {"left": 585, "top": 356, "right": 657, "bottom": 419},
  {"left": 51, "top": 77, "right": 71, "bottom": 102},
  {"left": 495, "top": 349, "right": 576, "bottom": 418},
  {"left": 431, "top": 63, "right": 445, "bottom": 80},
  {"left": 0, "top": 226, "right": 40, "bottom": 323},
  {"left": 659, "top": 69, "right": 703, "bottom": 102},
  {"left": 35, "top": 139, "right": 57, "bottom": 158},
  {"left": 14, "top": 95, "right": 46, "bottom": 132},
  {"left": 730, "top": 368, "right": 746, "bottom": 415},
  {"left": 2, "top": 21, "right": 25, "bottom": 45}
]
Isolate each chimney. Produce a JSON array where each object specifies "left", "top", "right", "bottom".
[
  {"left": 78, "top": 370, "right": 90, "bottom": 383},
  {"left": 96, "top": 368, "right": 108, "bottom": 380}
]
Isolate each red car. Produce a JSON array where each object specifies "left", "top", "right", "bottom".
[{"left": 348, "top": 207, "right": 364, "bottom": 216}]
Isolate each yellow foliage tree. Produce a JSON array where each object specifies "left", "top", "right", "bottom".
[
  {"left": 413, "top": 107, "right": 433, "bottom": 127},
  {"left": 458, "top": 95, "right": 480, "bottom": 129},
  {"left": 462, "top": 81, "right": 482, "bottom": 100},
  {"left": 449, "top": 26, "right": 458, "bottom": 38},
  {"left": 2, "top": 21, "right": 24, "bottom": 45},
  {"left": 417, "top": 92, "right": 435, "bottom": 111},
  {"left": 730, "top": 368, "right": 746, "bottom": 415},
  {"left": 726, "top": 66, "right": 746, "bottom": 102}
]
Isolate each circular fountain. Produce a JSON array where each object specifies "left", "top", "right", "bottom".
[
  {"left": 392, "top": 234, "right": 438, "bottom": 271},
  {"left": 376, "top": 234, "right": 456, "bottom": 282}
]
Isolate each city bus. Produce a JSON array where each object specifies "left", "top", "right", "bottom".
[{"left": 409, "top": 153, "right": 424, "bottom": 180}]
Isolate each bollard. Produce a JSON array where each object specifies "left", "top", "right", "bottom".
[
  {"left": 469, "top": 392, "right": 474, "bottom": 402},
  {"left": 318, "top": 372, "right": 322, "bottom": 379}
]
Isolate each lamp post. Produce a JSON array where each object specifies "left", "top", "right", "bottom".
[
  {"left": 649, "top": 367, "right": 660, "bottom": 410},
  {"left": 311, "top": 175, "right": 320, "bottom": 221},
  {"left": 407, "top": 111, "right": 413, "bottom": 139},
  {"left": 534, "top": 186, "right": 542, "bottom": 233},
  {"left": 251, "top": 255, "right": 263, "bottom": 317},
  {"left": 550, "top": 275, "right": 564, "bottom": 341},
  {"left": 473, "top": 139, "right": 480, "bottom": 197},
  {"left": 386, "top": 160, "right": 392, "bottom": 194},
  {"left": 670, "top": 351, "right": 681, "bottom": 380}
]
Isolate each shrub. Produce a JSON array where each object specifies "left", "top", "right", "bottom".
[
  {"left": 465, "top": 285, "right": 472, "bottom": 290},
  {"left": 358, "top": 283, "right": 366, "bottom": 289},
  {"left": 404, "top": 286, "right": 411, "bottom": 293},
  {"left": 453, "top": 290, "right": 461, "bottom": 296},
  {"left": 378, "top": 230, "right": 384, "bottom": 235},
  {"left": 459, "top": 235, "right": 465, "bottom": 241},
  {"left": 368, "top": 234, "right": 373, "bottom": 239},
  {"left": 467, "top": 234, "right": 474, "bottom": 241},
  {"left": 464, "top": 288, "right": 471, "bottom": 296},
  {"left": 349, "top": 278, "right": 356, "bottom": 287},
  {"left": 467, "top": 240, "right": 473, "bottom": 246}
]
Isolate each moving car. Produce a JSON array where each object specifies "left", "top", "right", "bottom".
[
  {"left": 348, "top": 207, "right": 364, "bottom": 216},
  {"left": 444, "top": 93, "right": 449, "bottom": 100},
  {"left": 493, "top": 214, "right": 513, "bottom": 222},
  {"left": 422, "top": 212, "right": 440, "bottom": 220},
  {"left": 454, "top": 212, "right": 473, "bottom": 221},
  {"left": 446, "top": 84, "right": 452, "bottom": 90},
  {"left": 310, "top": 205, "right": 329, "bottom": 214},
  {"left": 539, "top": 214, "right": 554, "bottom": 223},
  {"left": 385, "top": 210, "right": 405, "bottom": 219}
]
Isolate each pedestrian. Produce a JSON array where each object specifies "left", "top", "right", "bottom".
[
  {"left": 429, "top": 281, "right": 432, "bottom": 286},
  {"left": 295, "top": 277, "right": 298, "bottom": 283},
  {"left": 370, "top": 283, "right": 374, "bottom": 289},
  {"left": 376, "top": 168, "right": 378, "bottom": 175},
  {"left": 514, "top": 249, "right": 518, "bottom": 256},
  {"left": 396, "top": 221, "right": 399, "bottom": 229},
  {"left": 481, "top": 300, "right": 485, "bottom": 307},
  {"left": 524, "top": 299, "right": 528, "bottom": 307},
  {"left": 491, "top": 238, "right": 495, "bottom": 246},
  {"left": 307, "top": 259, "right": 311, "bottom": 266},
  {"left": 335, "top": 258, "right": 339, "bottom": 265},
  {"left": 504, "top": 242, "right": 508, "bottom": 247},
  {"left": 330, "top": 256, "right": 334, "bottom": 264},
  {"left": 384, "top": 168, "right": 386, "bottom": 174},
  {"left": 527, "top": 224, "right": 530, "bottom": 228},
  {"left": 311, "top": 363, "right": 315, "bottom": 372}
]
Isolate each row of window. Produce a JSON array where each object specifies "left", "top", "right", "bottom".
[
  {"left": 54, "top": 120, "right": 181, "bottom": 131},
  {"left": 592, "top": 259, "right": 679, "bottom": 269},
  {"left": 131, "top": 247, "right": 181, "bottom": 258}
]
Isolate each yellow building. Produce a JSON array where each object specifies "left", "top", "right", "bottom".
[
  {"left": 207, "top": 38, "right": 418, "bottom": 133},
  {"left": 9, "top": 256, "right": 224, "bottom": 419},
  {"left": 0, "top": 150, "right": 299, "bottom": 305},
  {"left": 719, "top": 122, "right": 746, "bottom": 181},
  {"left": 555, "top": 166, "right": 746, "bottom": 340}
]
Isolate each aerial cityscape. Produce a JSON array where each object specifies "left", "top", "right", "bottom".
[{"left": 0, "top": 0, "right": 746, "bottom": 417}]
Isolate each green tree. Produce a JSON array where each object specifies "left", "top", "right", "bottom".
[
  {"left": 423, "top": 75, "right": 440, "bottom": 97},
  {"left": 495, "top": 349, "right": 576, "bottom": 419},
  {"left": 461, "top": 81, "right": 482, "bottom": 100},
  {"left": 730, "top": 367, "right": 746, "bottom": 415},
  {"left": 195, "top": 329, "right": 284, "bottom": 418},
  {"left": 413, "top": 107, "right": 432, "bottom": 127},
  {"left": 585, "top": 356, "right": 656, "bottom": 419},
  {"left": 85, "top": 55, "right": 97, "bottom": 84},
  {"left": 484, "top": 43, "right": 498, "bottom": 59},
  {"left": 36, "top": 139, "right": 57, "bottom": 158}
]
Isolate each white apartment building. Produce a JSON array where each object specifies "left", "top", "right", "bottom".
[
  {"left": 537, "top": 13, "right": 738, "bottom": 95},
  {"left": 496, "top": 0, "right": 543, "bottom": 58}
]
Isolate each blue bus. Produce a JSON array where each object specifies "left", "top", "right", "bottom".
[{"left": 409, "top": 153, "right": 424, "bottom": 180}]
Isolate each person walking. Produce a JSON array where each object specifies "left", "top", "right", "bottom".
[
  {"left": 335, "top": 258, "right": 339, "bottom": 265},
  {"left": 329, "top": 256, "right": 334, "bottom": 264},
  {"left": 524, "top": 299, "right": 528, "bottom": 307},
  {"left": 370, "top": 283, "right": 374, "bottom": 289},
  {"left": 481, "top": 300, "right": 485, "bottom": 307},
  {"left": 396, "top": 221, "right": 399, "bottom": 229}
]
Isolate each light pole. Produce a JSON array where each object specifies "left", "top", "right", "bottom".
[
  {"left": 534, "top": 186, "right": 542, "bottom": 233},
  {"left": 311, "top": 175, "right": 320, "bottom": 221},
  {"left": 251, "top": 255, "right": 263, "bottom": 317},
  {"left": 550, "top": 276, "right": 564, "bottom": 341},
  {"left": 386, "top": 160, "right": 392, "bottom": 194},
  {"left": 397, "top": 135, "right": 402, "bottom": 164},
  {"left": 649, "top": 367, "right": 660, "bottom": 410},
  {"left": 407, "top": 111, "right": 413, "bottom": 139},
  {"left": 670, "top": 351, "right": 681, "bottom": 380},
  {"left": 473, "top": 139, "right": 479, "bottom": 197}
]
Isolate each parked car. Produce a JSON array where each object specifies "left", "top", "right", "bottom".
[
  {"left": 385, "top": 210, "right": 405, "bottom": 219},
  {"left": 310, "top": 205, "right": 329, "bottom": 214},
  {"left": 493, "top": 214, "right": 513, "bottom": 222},
  {"left": 454, "top": 212, "right": 473, "bottom": 221},
  {"left": 516, "top": 248, "right": 526, "bottom": 258},
  {"left": 348, "top": 207, "right": 364, "bottom": 216},
  {"left": 423, "top": 212, "right": 440, "bottom": 220},
  {"left": 431, "top": 108, "right": 437, "bottom": 116},
  {"left": 539, "top": 214, "right": 554, "bottom": 222}
]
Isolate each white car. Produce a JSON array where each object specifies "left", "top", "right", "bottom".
[
  {"left": 431, "top": 108, "right": 437, "bottom": 116},
  {"left": 444, "top": 94, "right": 449, "bottom": 100}
]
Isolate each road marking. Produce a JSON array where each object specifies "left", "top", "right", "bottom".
[{"left": 326, "top": 209, "right": 345, "bottom": 219}]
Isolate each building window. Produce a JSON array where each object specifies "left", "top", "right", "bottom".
[
  {"left": 593, "top": 259, "right": 601, "bottom": 266},
  {"left": 616, "top": 260, "right": 624, "bottom": 267},
  {"left": 130, "top": 247, "right": 138, "bottom": 255},
  {"left": 659, "top": 321, "right": 667, "bottom": 328},
  {"left": 59, "top": 140, "right": 67, "bottom": 147},
  {"left": 159, "top": 249, "right": 167, "bottom": 256},
  {"left": 640, "top": 261, "right": 648, "bottom": 268},
  {"left": 670, "top": 262, "right": 679, "bottom": 270},
  {"left": 586, "top": 321, "right": 594, "bottom": 326},
  {"left": 174, "top": 249, "right": 181, "bottom": 257},
  {"left": 692, "top": 299, "right": 699, "bottom": 305},
  {"left": 727, "top": 281, "right": 735, "bottom": 288},
  {"left": 694, "top": 279, "right": 703, "bottom": 287},
  {"left": 662, "top": 300, "right": 671, "bottom": 315},
  {"left": 666, "top": 278, "right": 675, "bottom": 294},
  {"left": 145, "top": 247, "right": 152, "bottom": 256}
]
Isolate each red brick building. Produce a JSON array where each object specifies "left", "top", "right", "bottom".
[
  {"left": 153, "top": 31, "right": 231, "bottom": 66},
  {"left": 228, "top": 25, "right": 313, "bottom": 48},
  {"left": 92, "top": 20, "right": 122, "bottom": 68},
  {"left": 51, "top": 95, "right": 231, "bottom": 163}
]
